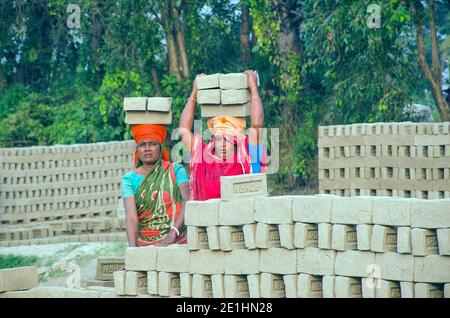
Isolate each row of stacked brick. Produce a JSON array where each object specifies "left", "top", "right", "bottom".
[
  {"left": 114, "top": 174, "right": 450, "bottom": 298},
  {"left": 318, "top": 122, "right": 450, "bottom": 199},
  {"left": 0, "top": 140, "right": 136, "bottom": 245},
  {"left": 0, "top": 218, "right": 127, "bottom": 247}
]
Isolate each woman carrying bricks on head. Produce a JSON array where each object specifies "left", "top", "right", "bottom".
[
  {"left": 121, "top": 124, "right": 190, "bottom": 247},
  {"left": 179, "top": 70, "right": 265, "bottom": 201}
]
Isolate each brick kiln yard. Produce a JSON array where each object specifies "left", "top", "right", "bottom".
[
  {"left": 0, "top": 242, "right": 127, "bottom": 297},
  {"left": 1, "top": 122, "right": 449, "bottom": 298}
]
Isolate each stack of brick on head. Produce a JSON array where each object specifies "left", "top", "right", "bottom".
[
  {"left": 121, "top": 109, "right": 190, "bottom": 247},
  {"left": 179, "top": 70, "right": 266, "bottom": 201}
]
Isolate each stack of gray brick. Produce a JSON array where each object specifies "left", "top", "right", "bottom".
[
  {"left": 0, "top": 140, "right": 135, "bottom": 246},
  {"left": 318, "top": 122, "right": 450, "bottom": 199},
  {"left": 197, "top": 73, "right": 250, "bottom": 118},
  {"left": 124, "top": 97, "right": 172, "bottom": 124},
  {"left": 116, "top": 173, "right": 450, "bottom": 298}
]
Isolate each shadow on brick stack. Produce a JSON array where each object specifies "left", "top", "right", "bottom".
[
  {"left": 0, "top": 141, "right": 135, "bottom": 246},
  {"left": 114, "top": 173, "right": 450, "bottom": 298}
]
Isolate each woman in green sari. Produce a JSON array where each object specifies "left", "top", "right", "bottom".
[{"left": 121, "top": 124, "right": 190, "bottom": 247}]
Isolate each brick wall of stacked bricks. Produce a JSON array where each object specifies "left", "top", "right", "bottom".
[
  {"left": 318, "top": 122, "right": 450, "bottom": 199},
  {"left": 115, "top": 174, "right": 450, "bottom": 298},
  {"left": 0, "top": 141, "right": 137, "bottom": 246}
]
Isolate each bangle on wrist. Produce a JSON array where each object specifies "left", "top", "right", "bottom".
[{"left": 171, "top": 226, "right": 180, "bottom": 237}]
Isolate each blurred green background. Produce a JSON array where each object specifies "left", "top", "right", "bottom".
[{"left": 0, "top": 0, "right": 448, "bottom": 192}]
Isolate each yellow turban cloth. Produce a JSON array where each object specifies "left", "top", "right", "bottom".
[{"left": 207, "top": 116, "right": 246, "bottom": 136}]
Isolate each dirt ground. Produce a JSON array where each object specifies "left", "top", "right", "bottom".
[{"left": 0, "top": 242, "right": 127, "bottom": 287}]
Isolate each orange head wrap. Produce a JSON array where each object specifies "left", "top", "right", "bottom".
[
  {"left": 131, "top": 124, "right": 169, "bottom": 167},
  {"left": 207, "top": 116, "right": 246, "bottom": 137}
]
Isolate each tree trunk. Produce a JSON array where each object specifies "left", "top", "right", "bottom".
[
  {"left": 428, "top": 0, "right": 441, "bottom": 85},
  {"left": 273, "top": 0, "right": 302, "bottom": 77},
  {"left": 90, "top": 1, "right": 105, "bottom": 84},
  {"left": 19, "top": 2, "right": 52, "bottom": 87},
  {"left": 0, "top": 71, "right": 5, "bottom": 95},
  {"left": 151, "top": 67, "right": 162, "bottom": 96},
  {"left": 160, "top": 1, "right": 181, "bottom": 80},
  {"left": 271, "top": 0, "right": 304, "bottom": 187},
  {"left": 412, "top": 0, "right": 450, "bottom": 121},
  {"left": 240, "top": 3, "right": 251, "bottom": 65},
  {"left": 171, "top": 0, "right": 190, "bottom": 79},
  {"left": 249, "top": 8, "right": 258, "bottom": 50}
]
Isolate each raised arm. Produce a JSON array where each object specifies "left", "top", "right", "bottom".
[
  {"left": 179, "top": 75, "right": 202, "bottom": 153},
  {"left": 245, "top": 70, "right": 264, "bottom": 146}
]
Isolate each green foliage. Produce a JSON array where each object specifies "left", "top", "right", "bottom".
[
  {"left": 0, "top": 84, "right": 28, "bottom": 118},
  {"left": 248, "top": 0, "right": 280, "bottom": 65},
  {"left": 0, "top": 255, "right": 40, "bottom": 269},
  {"left": 161, "top": 75, "right": 191, "bottom": 126},
  {"left": 302, "top": 0, "right": 419, "bottom": 125},
  {"left": 0, "top": 0, "right": 447, "bottom": 191},
  {"left": 96, "top": 70, "right": 148, "bottom": 139},
  {"left": 187, "top": 0, "right": 243, "bottom": 73},
  {"left": 0, "top": 92, "right": 54, "bottom": 147}
]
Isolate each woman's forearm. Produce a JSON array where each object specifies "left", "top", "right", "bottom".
[
  {"left": 173, "top": 183, "right": 190, "bottom": 234},
  {"left": 248, "top": 87, "right": 264, "bottom": 146},
  {"left": 179, "top": 79, "right": 198, "bottom": 153},
  {"left": 245, "top": 70, "right": 264, "bottom": 146},
  {"left": 126, "top": 216, "right": 138, "bottom": 247},
  {"left": 249, "top": 87, "right": 264, "bottom": 129},
  {"left": 179, "top": 94, "right": 197, "bottom": 132},
  {"left": 123, "top": 197, "right": 139, "bottom": 246}
]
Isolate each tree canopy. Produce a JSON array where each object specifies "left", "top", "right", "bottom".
[{"left": 0, "top": 0, "right": 448, "bottom": 191}]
